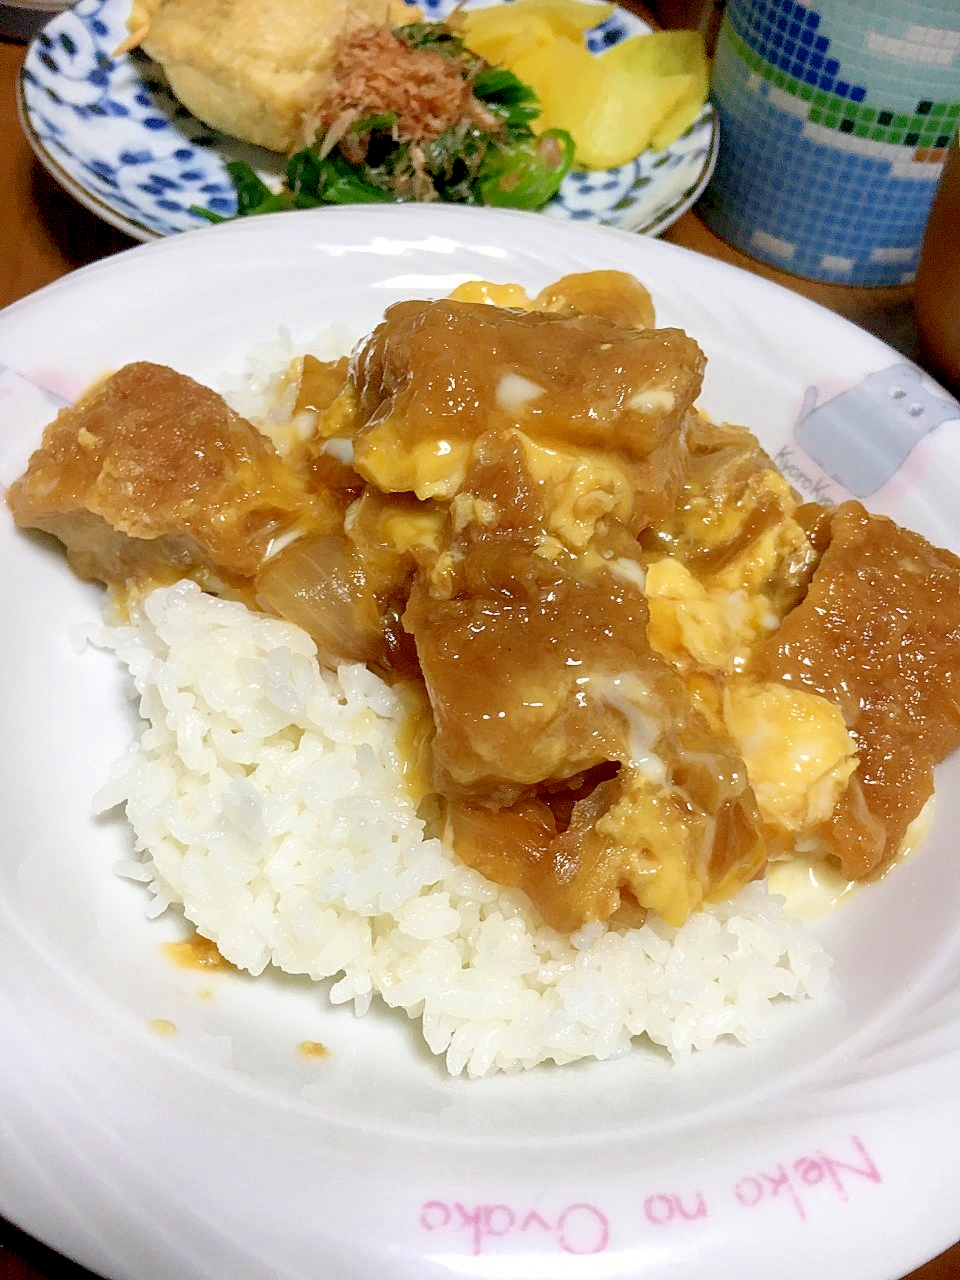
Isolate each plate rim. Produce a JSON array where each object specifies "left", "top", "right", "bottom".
[
  {"left": 15, "top": 66, "right": 157, "bottom": 242},
  {"left": 1, "top": 204, "right": 959, "bottom": 1280},
  {"left": 15, "top": 0, "right": 719, "bottom": 244}
]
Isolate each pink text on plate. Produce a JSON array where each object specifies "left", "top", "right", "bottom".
[
  {"left": 419, "top": 1200, "right": 609, "bottom": 1256},
  {"left": 418, "top": 1134, "right": 883, "bottom": 1255}
]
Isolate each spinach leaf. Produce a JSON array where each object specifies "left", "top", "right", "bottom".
[
  {"left": 350, "top": 111, "right": 398, "bottom": 136},
  {"left": 286, "top": 148, "right": 326, "bottom": 203},
  {"left": 476, "top": 129, "right": 575, "bottom": 210},
  {"left": 472, "top": 67, "right": 540, "bottom": 132},
  {"left": 284, "top": 148, "right": 395, "bottom": 204},
  {"left": 394, "top": 21, "right": 471, "bottom": 61},
  {"left": 191, "top": 21, "right": 576, "bottom": 221},
  {"left": 226, "top": 161, "right": 290, "bottom": 216},
  {"left": 423, "top": 122, "right": 488, "bottom": 188},
  {"left": 315, "top": 151, "right": 397, "bottom": 203},
  {"left": 189, "top": 204, "right": 228, "bottom": 223}
]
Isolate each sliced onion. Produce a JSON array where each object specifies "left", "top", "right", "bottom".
[{"left": 256, "top": 531, "right": 384, "bottom": 666}]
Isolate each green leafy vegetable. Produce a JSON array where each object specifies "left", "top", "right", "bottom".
[
  {"left": 286, "top": 148, "right": 327, "bottom": 206},
  {"left": 472, "top": 66, "right": 541, "bottom": 131},
  {"left": 393, "top": 21, "right": 476, "bottom": 61},
  {"left": 291, "top": 149, "right": 388, "bottom": 203},
  {"left": 228, "top": 160, "right": 289, "bottom": 216},
  {"left": 349, "top": 111, "right": 399, "bottom": 136},
  {"left": 190, "top": 204, "right": 228, "bottom": 224},
  {"left": 191, "top": 161, "right": 290, "bottom": 220},
  {"left": 194, "top": 19, "right": 575, "bottom": 223},
  {"left": 477, "top": 129, "right": 575, "bottom": 208}
]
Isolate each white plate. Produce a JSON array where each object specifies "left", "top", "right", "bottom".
[
  {"left": 2, "top": 204, "right": 960, "bottom": 1280},
  {"left": 16, "top": 0, "right": 718, "bottom": 243}
]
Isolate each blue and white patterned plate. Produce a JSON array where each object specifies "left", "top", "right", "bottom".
[{"left": 17, "top": 0, "right": 718, "bottom": 242}]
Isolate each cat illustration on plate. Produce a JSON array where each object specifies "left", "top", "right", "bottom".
[{"left": 792, "top": 363, "right": 959, "bottom": 498}]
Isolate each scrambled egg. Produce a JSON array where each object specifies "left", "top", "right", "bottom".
[
  {"left": 723, "top": 682, "right": 858, "bottom": 835},
  {"left": 355, "top": 428, "right": 475, "bottom": 501},
  {"left": 10, "top": 268, "right": 956, "bottom": 938},
  {"left": 350, "top": 282, "right": 858, "bottom": 922},
  {"left": 643, "top": 462, "right": 859, "bottom": 859},
  {"left": 645, "top": 557, "right": 777, "bottom": 672},
  {"left": 518, "top": 433, "right": 637, "bottom": 550}
]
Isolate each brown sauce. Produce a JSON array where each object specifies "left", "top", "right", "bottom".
[
  {"left": 163, "top": 934, "right": 236, "bottom": 971},
  {"left": 751, "top": 502, "right": 960, "bottom": 879},
  {"left": 10, "top": 272, "right": 960, "bottom": 934},
  {"left": 146, "top": 1019, "right": 177, "bottom": 1036},
  {"left": 297, "top": 1040, "right": 330, "bottom": 1059},
  {"left": 295, "top": 354, "right": 350, "bottom": 416}
]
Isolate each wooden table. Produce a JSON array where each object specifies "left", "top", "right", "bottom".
[{"left": 1, "top": 29, "right": 959, "bottom": 1280}]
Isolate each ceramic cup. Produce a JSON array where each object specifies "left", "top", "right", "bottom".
[{"left": 699, "top": 0, "right": 960, "bottom": 285}]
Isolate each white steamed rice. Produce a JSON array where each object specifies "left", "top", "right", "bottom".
[{"left": 90, "top": 580, "right": 830, "bottom": 1077}]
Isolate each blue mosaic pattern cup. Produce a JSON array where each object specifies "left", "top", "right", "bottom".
[{"left": 699, "top": 0, "right": 960, "bottom": 284}]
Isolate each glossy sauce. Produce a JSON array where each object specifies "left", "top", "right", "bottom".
[
  {"left": 297, "top": 1040, "right": 330, "bottom": 1059},
  {"left": 10, "top": 271, "right": 960, "bottom": 937},
  {"left": 163, "top": 934, "right": 235, "bottom": 971},
  {"left": 751, "top": 502, "right": 960, "bottom": 879},
  {"left": 146, "top": 1019, "right": 177, "bottom": 1036},
  {"left": 768, "top": 798, "right": 935, "bottom": 918}
]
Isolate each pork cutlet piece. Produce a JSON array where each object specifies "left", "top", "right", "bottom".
[
  {"left": 351, "top": 298, "right": 704, "bottom": 530},
  {"left": 408, "top": 538, "right": 765, "bottom": 931},
  {"left": 750, "top": 500, "right": 960, "bottom": 878},
  {"left": 8, "top": 361, "right": 333, "bottom": 589}
]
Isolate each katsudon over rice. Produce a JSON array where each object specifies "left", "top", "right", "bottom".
[{"left": 9, "top": 270, "right": 960, "bottom": 1073}]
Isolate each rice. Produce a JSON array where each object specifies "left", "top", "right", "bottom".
[
  {"left": 90, "top": 580, "right": 830, "bottom": 1077},
  {"left": 214, "top": 323, "right": 356, "bottom": 458}
]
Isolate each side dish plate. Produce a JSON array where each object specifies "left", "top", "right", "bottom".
[
  {"left": 16, "top": 0, "right": 718, "bottom": 242},
  {"left": 1, "top": 205, "right": 959, "bottom": 1280}
]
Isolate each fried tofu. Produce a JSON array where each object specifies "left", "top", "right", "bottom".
[{"left": 126, "top": 0, "right": 394, "bottom": 152}]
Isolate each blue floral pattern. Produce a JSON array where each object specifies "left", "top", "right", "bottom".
[{"left": 19, "top": 0, "right": 717, "bottom": 242}]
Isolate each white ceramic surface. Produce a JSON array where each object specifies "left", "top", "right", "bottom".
[
  {"left": 16, "top": 0, "right": 718, "bottom": 242},
  {"left": 1, "top": 204, "right": 960, "bottom": 1280}
]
